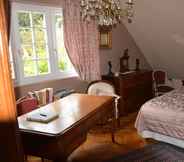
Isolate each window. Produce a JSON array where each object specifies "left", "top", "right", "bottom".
[
  {"left": 54, "top": 14, "right": 72, "bottom": 72},
  {"left": 11, "top": 3, "right": 76, "bottom": 86},
  {"left": 18, "top": 11, "right": 50, "bottom": 77}
]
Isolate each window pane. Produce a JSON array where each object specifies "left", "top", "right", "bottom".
[
  {"left": 22, "top": 45, "right": 35, "bottom": 59},
  {"left": 58, "top": 59, "right": 67, "bottom": 71},
  {"left": 35, "top": 43, "right": 48, "bottom": 59},
  {"left": 24, "top": 60, "right": 36, "bottom": 77},
  {"left": 55, "top": 15, "right": 63, "bottom": 50},
  {"left": 18, "top": 12, "right": 31, "bottom": 27},
  {"left": 34, "top": 28, "right": 46, "bottom": 44},
  {"left": 19, "top": 28, "right": 32, "bottom": 44},
  {"left": 55, "top": 15, "right": 63, "bottom": 28},
  {"left": 58, "top": 54, "right": 72, "bottom": 71},
  {"left": 38, "top": 60, "right": 49, "bottom": 74},
  {"left": 55, "top": 14, "right": 72, "bottom": 71},
  {"left": 32, "top": 13, "right": 45, "bottom": 27}
]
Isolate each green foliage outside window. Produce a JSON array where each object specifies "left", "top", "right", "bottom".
[
  {"left": 18, "top": 11, "right": 72, "bottom": 77},
  {"left": 18, "top": 12, "right": 49, "bottom": 77}
]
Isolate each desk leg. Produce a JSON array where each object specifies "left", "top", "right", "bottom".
[
  {"left": 111, "top": 125, "right": 115, "bottom": 143},
  {"left": 111, "top": 109, "right": 116, "bottom": 143}
]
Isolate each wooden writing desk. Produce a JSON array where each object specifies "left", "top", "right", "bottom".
[{"left": 18, "top": 94, "right": 115, "bottom": 162}]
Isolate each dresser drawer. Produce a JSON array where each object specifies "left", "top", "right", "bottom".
[
  {"left": 102, "top": 70, "right": 153, "bottom": 115},
  {"left": 120, "top": 71, "right": 152, "bottom": 88}
]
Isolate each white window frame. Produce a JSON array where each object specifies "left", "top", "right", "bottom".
[
  {"left": 9, "top": 42, "right": 16, "bottom": 80},
  {"left": 11, "top": 2, "right": 77, "bottom": 86}
]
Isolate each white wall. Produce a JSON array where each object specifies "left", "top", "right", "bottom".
[
  {"left": 100, "top": 24, "right": 151, "bottom": 75},
  {"left": 122, "top": 0, "right": 184, "bottom": 78}
]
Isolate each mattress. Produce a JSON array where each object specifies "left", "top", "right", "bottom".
[
  {"left": 140, "top": 130, "right": 184, "bottom": 148},
  {"left": 135, "top": 87, "right": 184, "bottom": 142}
]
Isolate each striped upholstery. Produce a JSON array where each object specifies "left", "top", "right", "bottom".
[{"left": 28, "top": 88, "right": 54, "bottom": 107}]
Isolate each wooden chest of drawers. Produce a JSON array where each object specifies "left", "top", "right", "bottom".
[{"left": 102, "top": 70, "right": 153, "bottom": 115}]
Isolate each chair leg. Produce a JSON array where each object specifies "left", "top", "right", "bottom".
[
  {"left": 111, "top": 115, "right": 117, "bottom": 143},
  {"left": 24, "top": 155, "right": 28, "bottom": 162}
]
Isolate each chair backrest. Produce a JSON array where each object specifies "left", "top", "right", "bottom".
[
  {"left": 87, "top": 80, "right": 115, "bottom": 96},
  {"left": 153, "top": 70, "right": 166, "bottom": 85},
  {"left": 16, "top": 97, "right": 38, "bottom": 116}
]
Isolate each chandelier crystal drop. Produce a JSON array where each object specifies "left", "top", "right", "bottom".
[{"left": 80, "top": 0, "right": 134, "bottom": 27}]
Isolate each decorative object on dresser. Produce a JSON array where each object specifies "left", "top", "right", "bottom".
[
  {"left": 107, "top": 61, "right": 114, "bottom": 76},
  {"left": 102, "top": 70, "right": 153, "bottom": 116},
  {"left": 135, "top": 58, "right": 140, "bottom": 71},
  {"left": 120, "top": 48, "right": 130, "bottom": 72}
]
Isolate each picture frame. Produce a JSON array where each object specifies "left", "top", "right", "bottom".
[{"left": 99, "top": 28, "right": 112, "bottom": 49}]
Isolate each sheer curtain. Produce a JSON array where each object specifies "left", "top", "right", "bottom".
[{"left": 63, "top": 0, "right": 101, "bottom": 81}]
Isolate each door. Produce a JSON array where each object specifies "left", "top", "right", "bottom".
[{"left": 0, "top": 0, "right": 23, "bottom": 162}]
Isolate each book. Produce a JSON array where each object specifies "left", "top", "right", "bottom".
[{"left": 27, "top": 111, "right": 59, "bottom": 123}]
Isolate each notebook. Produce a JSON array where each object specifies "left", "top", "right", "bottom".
[{"left": 27, "top": 111, "right": 59, "bottom": 123}]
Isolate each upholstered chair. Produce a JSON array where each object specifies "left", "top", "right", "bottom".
[
  {"left": 87, "top": 80, "right": 120, "bottom": 123},
  {"left": 16, "top": 97, "right": 45, "bottom": 162}
]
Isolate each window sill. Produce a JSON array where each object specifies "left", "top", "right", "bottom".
[{"left": 14, "top": 71, "right": 78, "bottom": 87}]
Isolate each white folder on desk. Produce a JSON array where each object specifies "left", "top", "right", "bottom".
[{"left": 27, "top": 110, "right": 59, "bottom": 123}]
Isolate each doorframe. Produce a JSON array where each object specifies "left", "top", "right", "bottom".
[{"left": 0, "top": 0, "right": 24, "bottom": 161}]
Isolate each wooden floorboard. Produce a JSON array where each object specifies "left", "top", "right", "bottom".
[{"left": 27, "top": 113, "right": 155, "bottom": 162}]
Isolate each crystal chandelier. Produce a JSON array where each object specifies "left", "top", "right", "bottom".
[{"left": 80, "top": 0, "right": 135, "bottom": 27}]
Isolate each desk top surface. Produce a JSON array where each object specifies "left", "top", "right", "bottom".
[{"left": 18, "top": 93, "right": 113, "bottom": 136}]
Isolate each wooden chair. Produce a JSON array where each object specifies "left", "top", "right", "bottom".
[
  {"left": 16, "top": 97, "right": 45, "bottom": 162},
  {"left": 16, "top": 97, "right": 38, "bottom": 116},
  {"left": 152, "top": 70, "right": 174, "bottom": 96}
]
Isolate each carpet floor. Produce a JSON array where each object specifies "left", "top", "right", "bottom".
[
  {"left": 28, "top": 113, "right": 155, "bottom": 162},
  {"left": 105, "top": 142, "right": 184, "bottom": 162}
]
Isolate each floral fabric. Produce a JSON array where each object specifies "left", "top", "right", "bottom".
[
  {"left": 135, "top": 87, "right": 184, "bottom": 140},
  {"left": 63, "top": 0, "right": 101, "bottom": 81}
]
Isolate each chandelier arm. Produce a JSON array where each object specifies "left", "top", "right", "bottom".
[{"left": 80, "top": 0, "right": 135, "bottom": 27}]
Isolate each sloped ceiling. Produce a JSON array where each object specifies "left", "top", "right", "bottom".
[{"left": 122, "top": 0, "right": 184, "bottom": 78}]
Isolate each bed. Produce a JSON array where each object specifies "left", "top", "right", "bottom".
[{"left": 135, "top": 87, "right": 184, "bottom": 148}]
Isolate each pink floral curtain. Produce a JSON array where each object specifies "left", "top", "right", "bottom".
[{"left": 63, "top": 0, "right": 101, "bottom": 81}]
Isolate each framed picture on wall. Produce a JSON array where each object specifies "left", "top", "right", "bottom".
[{"left": 99, "top": 28, "right": 112, "bottom": 49}]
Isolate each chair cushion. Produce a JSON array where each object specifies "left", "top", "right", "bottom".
[
  {"left": 87, "top": 82, "right": 115, "bottom": 96},
  {"left": 157, "top": 85, "right": 174, "bottom": 93}
]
